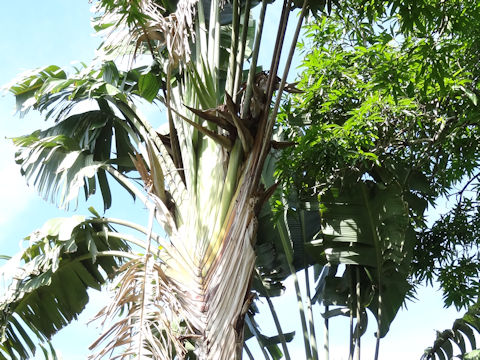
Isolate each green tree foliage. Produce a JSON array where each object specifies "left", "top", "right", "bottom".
[{"left": 275, "top": 0, "right": 480, "bottom": 357}]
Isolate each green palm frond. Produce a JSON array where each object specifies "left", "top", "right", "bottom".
[
  {"left": 0, "top": 215, "right": 130, "bottom": 360},
  {"left": 311, "top": 180, "right": 414, "bottom": 337},
  {"left": 7, "top": 61, "right": 188, "bottom": 214},
  {"left": 5, "top": 65, "right": 68, "bottom": 118},
  {"left": 12, "top": 108, "right": 138, "bottom": 210},
  {"left": 8, "top": 61, "right": 160, "bottom": 122},
  {"left": 257, "top": 173, "right": 416, "bottom": 345},
  {"left": 422, "top": 302, "right": 480, "bottom": 360}
]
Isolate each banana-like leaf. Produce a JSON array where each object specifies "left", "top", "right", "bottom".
[
  {"left": 422, "top": 302, "right": 480, "bottom": 360},
  {"left": 257, "top": 176, "right": 414, "bottom": 338},
  {"left": 6, "top": 65, "right": 67, "bottom": 117},
  {"left": 6, "top": 62, "right": 184, "bottom": 211},
  {"left": 0, "top": 215, "right": 129, "bottom": 359},
  {"left": 310, "top": 180, "right": 415, "bottom": 337},
  {"left": 254, "top": 152, "right": 323, "bottom": 297},
  {"left": 37, "top": 342, "right": 59, "bottom": 360},
  {"left": 254, "top": 204, "right": 292, "bottom": 296},
  {"left": 12, "top": 109, "right": 138, "bottom": 210},
  {"left": 6, "top": 61, "right": 154, "bottom": 121},
  {"left": 255, "top": 198, "right": 325, "bottom": 295}
]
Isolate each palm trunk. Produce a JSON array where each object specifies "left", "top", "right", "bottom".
[
  {"left": 175, "top": 138, "right": 269, "bottom": 358},
  {"left": 198, "top": 183, "right": 257, "bottom": 358},
  {"left": 85, "top": 0, "right": 306, "bottom": 358}
]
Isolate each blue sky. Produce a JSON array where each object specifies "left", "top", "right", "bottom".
[
  {"left": 0, "top": 1, "right": 99, "bottom": 250},
  {"left": 0, "top": 1, "right": 467, "bottom": 359}
]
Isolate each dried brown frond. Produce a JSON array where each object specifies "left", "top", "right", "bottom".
[
  {"left": 89, "top": 258, "right": 193, "bottom": 359},
  {"left": 129, "top": 152, "right": 153, "bottom": 189},
  {"left": 95, "top": 0, "right": 199, "bottom": 66}
]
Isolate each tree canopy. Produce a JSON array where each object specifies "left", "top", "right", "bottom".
[{"left": 274, "top": 1, "right": 480, "bottom": 358}]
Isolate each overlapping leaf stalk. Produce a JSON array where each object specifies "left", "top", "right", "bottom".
[
  {"left": 1, "top": 0, "right": 309, "bottom": 358},
  {"left": 106, "top": 0, "right": 308, "bottom": 357}
]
